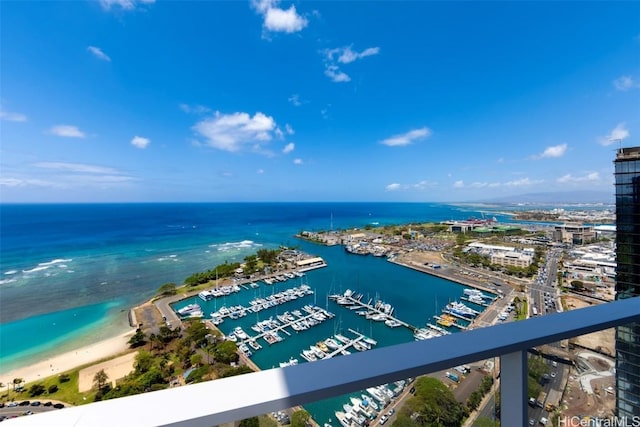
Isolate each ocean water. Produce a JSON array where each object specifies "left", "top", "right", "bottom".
[{"left": 0, "top": 202, "right": 504, "bottom": 421}]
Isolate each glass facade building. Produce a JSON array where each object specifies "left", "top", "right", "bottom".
[{"left": 614, "top": 146, "right": 640, "bottom": 417}]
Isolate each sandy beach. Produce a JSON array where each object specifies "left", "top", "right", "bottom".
[{"left": 0, "top": 330, "right": 135, "bottom": 387}]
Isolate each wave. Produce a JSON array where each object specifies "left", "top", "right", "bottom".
[
  {"left": 210, "top": 240, "right": 263, "bottom": 252},
  {"left": 22, "top": 266, "right": 50, "bottom": 274},
  {"left": 0, "top": 278, "right": 17, "bottom": 285},
  {"left": 38, "top": 258, "right": 73, "bottom": 267},
  {"left": 4, "top": 270, "right": 18, "bottom": 275}
]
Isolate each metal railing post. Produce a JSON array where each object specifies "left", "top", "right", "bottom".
[{"left": 500, "top": 350, "right": 528, "bottom": 426}]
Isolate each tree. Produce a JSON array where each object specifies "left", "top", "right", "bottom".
[
  {"left": 407, "top": 377, "right": 467, "bottom": 427},
  {"left": 47, "top": 384, "right": 58, "bottom": 394},
  {"left": 215, "top": 341, "right": 238, "bottom": 364},
  {"left": 12, "top": 378, "right": 23, "bottom": 392},
  {"left": 134, "top": 350, "right": 155, "bottom": 375},
  {"left": 58, "top": 373, "right": 71, "bottom": 383},
  {"left": 157, "top": 282, "right": 177, "bottom": 296},
  {"left": 93, "top": 369, "right": 109, "bottom": 391},
  {"left": 291, "top": 409, "right": 310, "bottom": 427},
  {"left": 239, "top": 417, "right": 259, "bottom": 427},
  {"left": 28, "top": 383, "right": 46, "bottom": 397},
  {"left": 128, "top": 328, "right": 147, "bottom": 348}
]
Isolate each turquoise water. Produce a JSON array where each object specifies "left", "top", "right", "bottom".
[
  {"left": 0, "top": 301, "right": 128, "bottom": 372},
  {"left": 0, "top": 202, "right": 503, "bottom": 423}
]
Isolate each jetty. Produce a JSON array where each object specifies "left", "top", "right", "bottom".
[{"left": 328, "top": 289, "right": 416, "bottom": 332}]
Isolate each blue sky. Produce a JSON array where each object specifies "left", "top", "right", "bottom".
[{"left": 1, "top": 1, "right": 639, "bottom": 203}]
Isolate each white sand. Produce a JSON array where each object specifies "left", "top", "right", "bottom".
[
  {"left": 0, "top": 330, "right": 134, "bottom": 386},
  {"left": 78, "top": 352, "right": 138, "bottom": 392}
]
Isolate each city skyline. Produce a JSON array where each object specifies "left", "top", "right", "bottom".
[{"left": 1, "top": 1, "right": 639, "bottom": 203}]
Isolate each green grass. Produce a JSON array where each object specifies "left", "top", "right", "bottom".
[{"left": 7, "top": 369, "right": 98, "bottom": 406}]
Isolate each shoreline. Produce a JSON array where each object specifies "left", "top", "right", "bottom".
[{"left": 0, "top": 330, "right": 135, "bottom": 387}]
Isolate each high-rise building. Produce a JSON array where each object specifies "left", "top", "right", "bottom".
[{"left": 614, "top": 146, "right": 640, "bottom": 418}]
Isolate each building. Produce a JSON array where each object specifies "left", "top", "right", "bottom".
[
  {"left": 490, "top": 251, "right": 533, "bottom": 268},
  {"left": 553, "top": 223, "right": 596, "bottom": 245},
  {"left": 614, "top": 146, "right": 640, "bottom": 418}
]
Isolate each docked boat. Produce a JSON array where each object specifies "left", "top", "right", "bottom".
[
  {"left": 362, "top": 336, "right": 377, "bottom": 346},
  {"left": 233, "top": 326, "right": 248, "bottom": 340},
  {"left": 279, "top": 357, "right": 299, "bottom": 368},
  {"left": 385, "top": 319, "right": 402, "bottom": 328},
  {"left": 334, "top": 411, "right": 351, "bottom": 427},
  {"left": 301, "top": 349, "right": 317, "bottom": 362},
  {"left": 248, "top": 339, "right": 262, "bottom": 351},
  {"left": 316, "top": 341, "right": 330, "bottom": 353},
  {"left": 361, "top": 394, "right": 378, "bottom": 411},
  {"left": 177, "top": 303, "right": 202, "bottom": 316},
  {"left": 324, "top": 337, "right": 340, "bottom": 350},
  {"left": 198, "top": 290, "right": 214, "bottom": 301},
  {"left": 334, "top": 334, "right": 351, "bottom": 344}
]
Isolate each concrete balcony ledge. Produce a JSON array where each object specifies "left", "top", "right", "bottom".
[{"left": 7, "top": 297, "right": 640, "bottom": 427}]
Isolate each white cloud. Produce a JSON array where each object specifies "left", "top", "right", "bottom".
[
  {"left": 557, "top": 172, "right": 600, "bottom": 183},
  {"left": 252, "top": 0, "right": 308, "bottom": 34},
  {"left": 535, "top": 143, "right": 568, "bottom": 159},
  {"left": 0, "top": 109, "right": 27, "bottom": 122},
  {"left": 330, "top": 46, "right": 380, "bottom": 64},
  {"left": 325, "top": 46, "right": 380, "bottom": 64},
  {"left": 413, "top": 180, "right": 436, "bottom": 190},
  {"left": 48, "top": 125, "right": 86, "bottom": 138},
  {"left": 179, "top": 104, "right": 211, "bottom": 114},
  {"left": 600, "top": 123, "right": 631, "bottom": 146},
  {"left": 33, "top": 162, "right": 121, "bottom": 174},
  {"left": 380, "top": 127, "right": 432, "bottom": 147},
  {"left": 464, "top": 177, "right": 543, "bottom": 188},
  {"left": 193, "top": 111, "right": 278, "bottom": 152},
  {"left": 99, "top": 0, "right": 155, "bottom": 10},
  {"left": 322, "top": 45, "right": 379, "bottom": 83},
  {"left": 613, "top": 75, "right": 639, "bottom": 91},
  {"left": 0, "top": 177, "right": 61, "bottom": 188},
  {"left": 503, "top": 177, "right": 542, "bottom": 187},
  {"left": 257, "top": 169, "right": 265, "bottom": 174},
  {"left": 293, "top": 158, "right": 303, "bottom": 165},
  {"left": 87, "top": 46, "right": 111, "bottom": 62},
  {"left": 285, "top": 124, "right": 294, "bottom": 135},
  {"left": 282, "top": 142, "right": 295, "bottom": 154},
  {"left": 324, "top": 65, "right": 351, "bottom": 83},
  {"left": 385, "top": 183, "right": 401, "bottom": 191},
  {"left": 288, "top": 94, "right": 302, "bottom": 106},
  {"left": 131, "top": 136, "right": 151, "bottom": 149}
]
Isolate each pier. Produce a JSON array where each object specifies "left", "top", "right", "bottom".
[
  {"left": 328, "top": 291, "right": 416, "bottom": 332},
  {"left": 236, "top": 305, "right": 335, "bottom": 350}
]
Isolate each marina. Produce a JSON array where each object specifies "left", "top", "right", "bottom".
[{"left": 167, "top": 248, "right": 500, "bottom": 427}]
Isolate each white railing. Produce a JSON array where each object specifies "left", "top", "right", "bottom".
[{"left": 7, "top": 297, "right": 640, "bottom": 427}]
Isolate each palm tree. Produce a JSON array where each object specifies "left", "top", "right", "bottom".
[{"left": 11, "top": 378, "right": 23, "bottom": 398}]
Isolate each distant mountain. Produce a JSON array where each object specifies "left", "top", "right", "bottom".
[{"left": 475, "top": 191, "right": 614, "bottom": 205}]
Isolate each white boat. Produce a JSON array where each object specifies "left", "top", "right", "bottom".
[
  {"left": 248, "top": 340, "right": 262, "bottom": 351},
  {"left": 234, "top": 326, "right": 248, "bottom": 340},
  {"left": 279, "top": 357, "right": 299, "bottom": 368},
  {"left": 361, "top": 394, "right": 378, "bottom": 411},
  {"left": 335, "top": 411, "right": 351, "bottom": 427},
  {"left": 334, "top": 334, "right": 351, "bottom": 344},
  {"left": 362, "top": 336, "right": 377, "bottom": 346},
  {"left": 385, "top": 319, "right": 402, "bottom": 328},
  {"left": 324, "top": 337, "right": 340, "bottom": 350},
  {"left": 301, "top": 349, "right": 317, "bottom": 362},
  {"left": 177, "top": 303, "right": 201, "bottom": 316}
]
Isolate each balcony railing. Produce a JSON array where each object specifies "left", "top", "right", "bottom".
[{"left": 7, "top": 297, "right": 640, "bottom": 427}]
